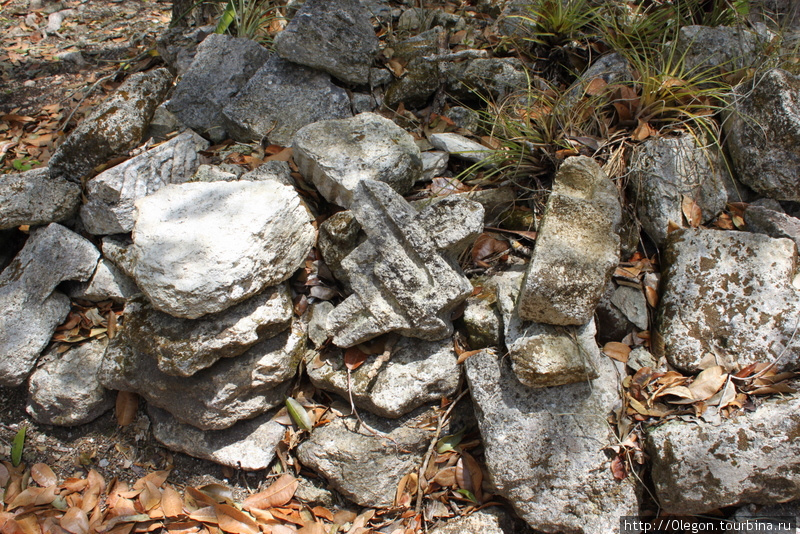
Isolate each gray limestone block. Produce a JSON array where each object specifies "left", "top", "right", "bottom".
[
  {"left": 166, "top": 33, "right": 270, "bottom": 142},
  {"left": 383, "top": 28, "right": 443, "bottom": 108},
  {"left": 131, "top": 180, "right": 315, "bottom": 319},
  {"left": 745, "top": 204, "right": 800, "bottom": 251},
  {"left": 610, "top": 285, "right": 648, "bottom": 331},
  {"left": 149, "top": 405, "right": 285, "bottom": 471},
  {"left": 49, "top": 68, "right": 173, "bottom": 183},
  {"left": 99, "top": 320, "right": 306, "bottom": 430},
  {"left": 656, "top": 228, "right": 800, "bottom": 373},
  {"left": 26, "top": 339, "right": 114, "bottom": 426},
  {"left": 465, "top": 349, "right": 638, "bottom": 533},
  {"left": 430, "top": 507, "right": 535, "bottom": 534},
  {"left": 428, "top": 133, "right": 493, "bottom": 164},
  {"left": 122, "top": 284, "right": 292, "bottom": 377},
  {"left": 101, "top": 235, "right": 135, "bottom": 278},
  {"left": 293, "top": 112, "right": 422, "bottom": 208},
  {"left": 222, "top": 56, "right": 352, "bottom": 147},
  {"left": 647, "top": 395, "right": 800, "bottom": 514},
  {"left": 274, "top": 0, "right": 378, "bottom": 85},
  {"left": 63, "top": 258, "right": 139, "bottom": 303},
  {"left": 461, "top": 293, "right": 502, "bottom": 349},
  {"left": 517, "top": 156, "right": 621, "bottom": 325},
  {"left": 493, "top": 269, "right": 601, "bottom": 388},
  {"left": 628, "top": 133, "right": 729, "bottom": 247},
  {"left": 307, "top": 336, "right": 460, "bottom": 418},
  {"left": 595, "top": 279, "right": 634, "bottom": 345},
  {"left": 445, "top": 57, "right": 528, "bottom": 101},
  {"left": 724, "top": 69, "right": 800, "bottom": 201},
  {"left": 318, "top": 210, "right": 363, "bottom": 289},
  {"left": 80, "top": 131, "right": 210, "bottom": 235},
  {"left": 0, "top": 168, "right": 81, "bottom": 230},
  {"left": 420, "top": 150, "right": 448, "bottom": 181},
  {"left": 674, "top": 24, "right": 772, "bottom": 76},
  {"left": 240, "top": 161, "right": 294, "bottom": 186},
  {"left": 191, "top": 164, "right": 240, "bottom": 183},
  {"left": 0, "top": 224, "right": 100, "bottom": 387}
]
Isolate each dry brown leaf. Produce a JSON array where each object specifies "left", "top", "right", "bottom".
[
  {"left": 133, "top": 471, "right": 171, "bottom": 491},
  {"left": 61, "top": 507, "right": 90, "bottom": 534},
  {"left": 296, "top": 522, "right": 328, "bottom": 534},
  {"left": 242, "top": 474, "right": 298, "bottom": 511},
  {"left": 10, "top": 513, "right": 41, "bottom": 534},
  {"left": 687, "top": 366, "right": 727, "bottom": 401},
  {"left": 31, "top": 463, "right": 58, "bottom": 487},
  {"left": 432, "top": 466, "right": 457, "bottom": 487},
  {"left": 188, "top": 506, "right": 218, "bottom": 525},
  {"left": 584, "top": 77, "right": 608, "bottom": 96},
  {"left": 456, "top": 349, "right": 481, "bottom": 365},
  {"left": 471, "top": 233, "right": 509, "bottom": 264},
  {"left": 603, "top": 342, "right": 631, "bottom": 363},
  {"left": 644, "top": 286, "right": 659, "bottom": 308},
  {"left": 116, "top": 391, "right": 139, "bottom": 427},
  {"left": 610, "top": 455, "right": 628, "bottom": 480},
  {"left": 632, "top": 119, "right": 657, "bottom": 141},
  {"left": 160, "top": 486, "right": 184, "bottom": 518},
  {"left": 333, "top": 510, "right": 357, "bottom": 525},
  {"left": 310, "top": 506, "right": 333, "bottom": 522},
  {"left": 343, "top": 347, "right": 368, "bottom": 371},
  {"left": 682, "top": 195, "right": 702, "bottom": 228},
  {"left": 196, "top": 484, "right": 234, "bottom": 505},
  {"left": 213, "top": 505, "right": 258, "bottom": 534},
  {"left": 264, "top": 147, "right": 293, "bottom": 162},
  {"left": 140, "top": 481, "right": 162, "bottom": 512}
]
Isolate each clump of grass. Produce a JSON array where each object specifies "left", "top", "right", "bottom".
[{"left": 214, "top": 0, "right": 286, "bottom": 48}]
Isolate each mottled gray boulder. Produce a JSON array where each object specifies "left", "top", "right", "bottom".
[
  {"left": 430, "top": 508, "right": 534, "bottom": 534},
  {"left": 101, "top": 235, "right": 135, "bottom": 278},
  {"left": 99, "top": 321, "right": 305, "bottom": 430},
  {"left": 166, "top": 34, "right": 270, "bottom": 142},
  {"left": 50, "top": 68, "right": 173, "bottom": 183},
  {"left": 26, "top": 339, "right": 114, "bottom": 426},
  {"left": 240, "top": 161, "right": 294, "bottom": 185},
  {"left": 384, "top": 28, "right": 442, "bottom": 108},
  {"left": 611, "top": 285, "right": 648, "bottom": 330},
  {"left": 0, "top": 168, "right": 80, "bottom": 230},
  {"left": 725, "top": 69, "right": 800, "bottom": 201},
  {"left": 293, "top": 113, "right": 422, "bottom": 208},
  {"left": 517, "top": 156, "right": 621, "bottom": 325},
  {"left": 745, "top": 204, "right": 800, "bottom": 250},
  {"left": 131, "top": 180, "right": 315, "bottom": 319},
  {"left": 628, "top": 133, "right": 728, "bottom": 246},
  {"left": 307, "top": 336, "right": 459, "bottom": 418},
  {"left": 397, "top": 7, "right": 465, "bottom": 32},
  {"left": 326, "top": 181, "right": 483, "bottom": 347},
  {"left": 461, "top": 294, "right": 502, "bottom": 349},
  {"left": 595, "top": 280, "right": 633, "bottom": 345},
  {"left": 274, "top": 0, "right": 378, "bottom": 85},
  {"left": 80, "top": 131, "right": 209, "bottom": 235},
  {"left": 63, "top": 259, "right": 138, "bottom": 303},
  {"left": 122, "top": 284, "right": 292, "bottom": 377},
  {"left": 420, "top": 151, "right": 448, "bottom": 181},
  {"left": 428, "top": 133, "right": 493, "bottom": 164},
  {"left": 647, "top": 395, "right": 800, "bottom": 514},
  {"left": 222, "top": 56, "right": 351, "bottom": 146},
  {"left": 445, "top": 58, "right": 528, "bottom": 101},
  {"left": 296, "top": 407, "right": 436, "bottom": 508},
  {"left": 318, "top": 210, "right": 363, "bottom": 289},
  {"left": 493, "top": 269, "right": 600, "bottom": 387},
  {"left": 149, "top": 405, "right": 285, "bottom": 471},
  {"left": 674, "top": 25, "right": 771, "bottom": 75},
  {"left": 0, "top": 224, "right": 100, "bottom": 387},
  {"left": 465, "top": 349, "right": 637, "bottom": 533},
  {"left": 656, "top": 228, "right": 800, "bottom": 373}
]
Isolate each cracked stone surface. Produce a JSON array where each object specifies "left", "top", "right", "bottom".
[{"left": 326, "top": 180, "right": 483, "bottom": 347}]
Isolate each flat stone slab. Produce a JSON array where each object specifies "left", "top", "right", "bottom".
[
  {"left": 274, "top": 0, "right": 378, "bottom": 85},
  {"left": 122, "top": 283, "right": 292, "bottom": 377},
  {"left": 0, "top": 168, "right": 81, "bottom": 230},
  {"left": 27, "top": 338, "right": 114, "bottom": 426},
  {"left": 326, "top": 180, "right": 483, "bottom": 347},
  {"left": 517, "top": 156, "right": 621, "bottom": 325},
  {"left": 166, "top": 33, "right": 270, "bottom": 142},
  {"left": 0, "top": 224, "right": 100, "bottom": 387},
  {"left": 81, "top": 131, "right": 209, "bottom": 235},
  {"left": 656, "top": 228, "right": 800, "bottom": 373},
  {"left": 131, "top": 180, "right": 315, "bottom": 319},
  {"left": 647, "top": 395, "right": 800, "bottom": 514},
  {"left": 428, "top": 133, "right": 493, "bottom": 164},
  {"left": 99, "top": 321, "right": 306, "bottom": 430},
  {"left": 465, "top": 349, "right": 638, "bottom": 533},
  {"left": 307, "top": 336, "right": 460, "bottom": 418},
  {"left": 293, "top": 112, "right": 421, "bottom": 209},
  {"left": 63, "top": 258, "right": 138, "bottom": 303},
  {"left": 222, "top": 56, "right": 352, "bottom": 147},
  {"left": 49, "top": 68, "right": 173, "bottom": 183},
  {"left": 149, "top": 405, "right": 285, "bottom": 471}
]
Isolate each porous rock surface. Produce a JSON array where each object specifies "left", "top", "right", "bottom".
[{"left": 0, "top": 168, "right": 81, "bottom": 230}]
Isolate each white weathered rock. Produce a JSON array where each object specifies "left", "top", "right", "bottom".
[
  {"left": 307, "top": 336, "right": 460, "bottom": 418},
  {"left": 327, "top": 181, "right": 482, "bottom": 347},
  {"left": 462, "top": 293, "right": 502, "bottom": 349},
  {"left": 656, "top": 228, "right": 800, "bottom": 373},
  {"left": 49, "top": 68, "right": 173, "bottom": 183},
  {"left": 725, "top": 69, "right": 800, "bottom": 201},
  {"left": 518, "top": 156, "right": 621, "bottom": 325},
  {"left": 318, "top": 210, "right": 363, "bottom": 290},
  {"left": 628, "top": 133, "right": 728, "bottom": 246},
  {"left": 430, "top": 508, "right": 533, "bottom": 534},
  {"left": 132, "top": 180, "right": 315, "bottom": 319},
  {"left": 745, "top": 204, "right": 800, "bottom": 251},
  {"left": 63, "top": 258, "right": 138, "bottom": 303},
  {"left": 26, "top": 339, "right": 114, "bottom": 426},
  {"left": 465, "top": 349, "right": 638, "bottom": 533},
  {"left": 420, "top": 151, "right": 449, "bottom": 181},
  {"left": 0, "top": 224, "right": 100, "bottom": 387},
  {"left": 0, "top": 168, "right": 81, "bottom": 230},
  {"left": 674, "top": 24, "right": 772, "bottom": 75},
  {"left": 274, "top": 0, "right": 378, "bottom": 85},
  {"left": 293, "top": 113, "right": 422, "bottom": 208},
  {"left": 122, "top": 284, "right": 292, "bottom": 377},
  {"left": 428, "top": 133, "right": 493, "bottom": 164},
  {"left": 223, "top": 56, "right": 352, "bottom": 146},
  {"left": 101, "top": 235, "right": 135, "bottom": 278},
  {"left": 647, "top": 395, "right": 800, "bottom": 514},
  {"left": 99, "top": 321, "right": 306, "bottom": 430},
  {"left": 494, "top": 269, "right": 601, "bottom": 387},
  {"left": 166, "top": 33, "right": 270, "bottom": 142},
  {"left": 80, "top": 131, "right": 209, "bottom": 235},
  {"left": 610, "top": 285, "right": 648, "bottom": 330},
  {"left": 149, "top": 405, "right": 285, "bottom": 471}
]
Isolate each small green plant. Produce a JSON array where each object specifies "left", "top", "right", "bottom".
[
  {"left": 215, "top": 0, "right": 284, "bottom": 48},
  {"left": 11, "top": 424, "right": 26, "bottom": 467},
  {"left": 11, "top": 157, "right": 41, "bottom": 172}
]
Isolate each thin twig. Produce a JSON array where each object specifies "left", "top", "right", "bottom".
[{"left": 414, "top": 388, "right": 470, "bottom": 514}]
